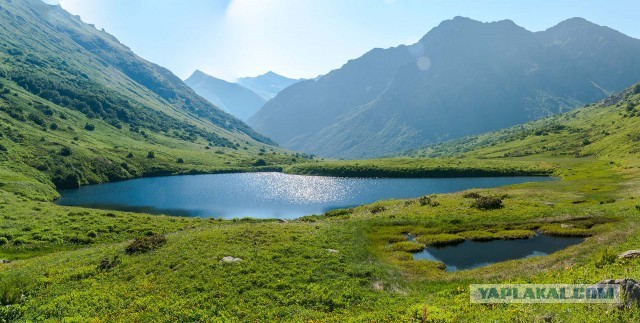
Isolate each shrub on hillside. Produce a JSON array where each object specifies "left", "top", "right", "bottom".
[
  {"left": 462, "top": 192, "right": 482, "bottom": 199},
  {"left": 84, "top": 123, "right": 95, "bottom": 131},
  {"left": 369, "top": 205, "right": 387, "bottom": 214},
  {"left": 253, "top": 159, "right": 267, "bottom": 166},
  {"left": 471, "top": 196, "right": 503, "bottom": 210},
  {"left": 60, "top": 147, "right": 72, "bottom": 157},
  {"left": 419, "top": 195, "right": 439, "bottom": 207},
  {"left": 125, "top": 234, "right": 167, "bottom": 254}
]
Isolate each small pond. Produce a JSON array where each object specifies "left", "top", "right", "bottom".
[
  {"left": 411, "top": 233, "right": 584, "bottom": 271},
  {"left": 56, "top": 172, "right": 554, "bottom": 219}
]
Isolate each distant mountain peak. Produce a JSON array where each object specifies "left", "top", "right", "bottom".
[
  {"left": 237, "top": 72, "right": 301, "bottom": 100},
  {"left": 185, "top": 70, "right": 266, "bottom": 121}
]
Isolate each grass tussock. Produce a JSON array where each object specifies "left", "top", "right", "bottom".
[
  {"left": 125, "top": 234, "right": 167, "bottom": 254},
  {"left": 415, "top": 233, "right": 465, "bottom": 246}
]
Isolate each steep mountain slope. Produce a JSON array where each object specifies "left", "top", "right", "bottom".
[
  {"left": 0, "top": 0, "right": 294, "bottom": 191},
  {"left": 249, "top": 17, "right": 640, "bottom": 158},
  {"left": 238, "top": 71, "right": 301, "bottom": 100},
  {"left": 184, "top": 70, "right": 266, "bottom": 121},
  {"left": 409, "top": 82, "right": 640, "bottom": 159}
]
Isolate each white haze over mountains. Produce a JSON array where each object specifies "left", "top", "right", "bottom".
[{"left": 42, "top": 0, "right": 640, "bottom": 82}]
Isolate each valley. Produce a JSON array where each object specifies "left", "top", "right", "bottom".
[{"left": 1, "top": 0, "right": 639, "bottom": 321}]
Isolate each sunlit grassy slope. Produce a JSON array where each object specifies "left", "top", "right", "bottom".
[
  {"left": 0, "top": 0, "right": 316, "bottom": 201},
  {"left": 1, "top": 0, "right": 640, "bottom": 318},
  {"left": 2, "top": 81, "right": 640, "bottom": 321}
]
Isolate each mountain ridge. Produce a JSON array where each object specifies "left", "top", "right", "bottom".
[
  {"left": 249, "top": 16, "right": 640, "bottom": 159},
  {"left": 184, "top": 70, "right": 266, "bottom": 121}
]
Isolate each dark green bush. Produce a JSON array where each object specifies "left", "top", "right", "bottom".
[
  {"left": 60, "top": 147, "right": 72, "bottom": 156},
  {"left": 147, "top": 151, "right": 155, "bottom": 159},
  {"left": 462, "top": 192, "right": 482, "bottom": 199},
  {"left": 0, "top": 237, "right": 8, "bottom": 246},
  {"left": 370, "top": 205, "right": 387, "bottom": 214},
  {"left": 125, "top": 234, "right": 167, "bottom": 254},
  {"left": 253, "top": 159, "right": 267, "bottom": 166},
  {"left": 176, "top": 158, "right": 184, "bottom": 163},
  {"left": 419, "top": 195, "right": 439, "bottom": 207},
  {"left": 84, "top": 123, "right": 95, "bottom": 131},
  {"left": 96, "top": 256, "right": 120, "bottom": 272},
  {"left": 126, "top": 152, "right": 134, "bottom": 158},
  {"left": 471, "top": 196, "right": 503, "bottom": 210}
]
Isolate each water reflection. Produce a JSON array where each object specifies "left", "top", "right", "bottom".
[{"left": 57, "top": 172, "right": 554, "bottom": 219}]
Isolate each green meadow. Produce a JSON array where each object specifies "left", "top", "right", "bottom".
[{"left": 2, "top": 85, "right": 640, "bottom": 321}]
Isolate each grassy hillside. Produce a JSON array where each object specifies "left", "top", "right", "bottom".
[
  {"left": 0, "top": 0, "right": 310, "bottom": 197},
  {"left": 2, "top": 80, "right": 640, "bottom": 321},
  {"left": 408, "top": 83, "right": 640, "bottom": 159},
  {"left": 1, "top": 1, "right": 640, "bottom": 320}
]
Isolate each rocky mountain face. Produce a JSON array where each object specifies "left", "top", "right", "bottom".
[{"left": 249, "top": 17, "right": 640, "bottom": 158}]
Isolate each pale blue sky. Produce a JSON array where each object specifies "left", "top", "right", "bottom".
[{"left": 43, "top": 0, "right": 640, "bottom": 81}]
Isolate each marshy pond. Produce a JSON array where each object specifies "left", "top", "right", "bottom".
[{"left": 410, "top": 233, "right": 585, "bottom": 271}]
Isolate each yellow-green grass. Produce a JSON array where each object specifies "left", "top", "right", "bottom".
[{"left": 2, "top": 88, "right": 640, "bottom": 320}]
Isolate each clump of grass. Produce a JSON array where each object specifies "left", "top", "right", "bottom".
[
  {"left": 415, "top": 234, "right": 465, "bottom": 246},
  {"left": 324, "top": 208, "right": 353, "bottom": 217},
  {"left": 599, "top": 198, "right": 616, "bottom": 204},
  {"left": 594, "top": 248, "right": 617, "bottom": 268},
  {"left": 459, "top": 230, "right": 498, "bottom": 241},
  {"left": 370, "top": 205, "right": 387, "bottom": 214},
  {"left": 539, "top": 225, "right": 593, "bottom": 237},
  {"left": 96, "top": 256, "right": 120, "bottom": 272},
  {"left": 495, "top": 230, "right": 536, "bottom": 240},
  {"left": 389, "top": 241, "right": 425, "bottom": 252},
  {"left": 0, "top": 237, "right": 8, "bottom": 246},
  {"left": 471, "top": 196, "right": 503, "bottom": 210},
  {"left": 379, "top": 234, "right": 407, "bottom": 244},
  {"left": 419, "top": 195, "right": 439, "bottom": 207},
  {"left": 462, "top": 192, "right": 482, "bottom": 199},
  {"left": 125, "top": 234, "right": 167, "bottom": 254}
]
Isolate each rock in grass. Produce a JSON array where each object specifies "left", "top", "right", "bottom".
[
  {"left": 0, "top": 259, "right": 10, "bottom": 264},
  {"left": 220, "top": 256, "right": 242, "bottom": 263},
  {"left": 598, "top": 278, "right": 640, "bottom": 307},
  {"left": 618, "top": 250, "right": 640, "bottom": 259},
  {"left": 327, "top": 249, "right": 339, "bottom": 253}
]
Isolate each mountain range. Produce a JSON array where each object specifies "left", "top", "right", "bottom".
[
  {"left": 185, "top": 70, "right": 300, "bottom": 121},
  {"left": 184, "top": 70, "right": 266, "bottom": 121},
  {"left": 238, "top": 71, "right": 301, "bottom": 101},
  {"left": 248, "top": 17, "right": 640, "bottom": 158}
]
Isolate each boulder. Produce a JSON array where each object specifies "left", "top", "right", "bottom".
[
  {"left": 599, "top": 278, "right": 640, "bottom": 307},
  {"left": 327, "top": 249, "right": 339, "bottom": 253},
  {"left": 0, "top": 259, "right": 10, "bottom": 264},
  {"left": 618, "top": 250, "right": 640, "bottom": 259},
  {"left": 220, "top": 256, "right": 242, "bottom": 263}
]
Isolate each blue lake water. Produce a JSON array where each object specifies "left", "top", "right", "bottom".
[
  {"left": 56, "top": 172, "right": 554, "bottom": 219},
  {"left": 411, "top": 233, "right": 584, "bottom": 271}
]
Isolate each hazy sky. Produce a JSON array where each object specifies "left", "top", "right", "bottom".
[{"left": 42, "top": 0, "right": 640, "bottom": 82}]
